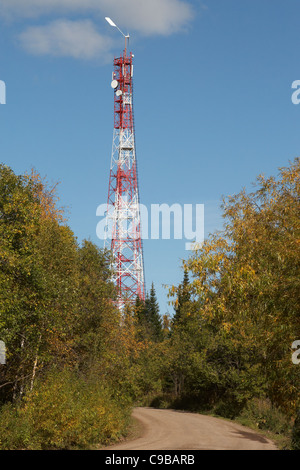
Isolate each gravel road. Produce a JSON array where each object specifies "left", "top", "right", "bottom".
[{"left": 106, "top": 407, "right": 277, "bottom": 450}]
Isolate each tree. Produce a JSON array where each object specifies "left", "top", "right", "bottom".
[
  {"left": 146, "top": 283, "right": 162, "bottom": 342},
  {"left": 73, "top": 240, "right": 117, "bottom": 370},
  {"left": 179, "top": 158, "right": 300, "bottom": 415},
  {"left": 0, "top": 165, "right": 83, "bottom": 400},
  {"left": 134, "top": 284, "right": 162, "bottom": 342},
  {"left": 172, "top": 269, "right": 191, "bottom": 327}
]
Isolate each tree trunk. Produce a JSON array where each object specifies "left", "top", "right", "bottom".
[{"left": 30, "top": 334, "right": 42, "bottom": 391}]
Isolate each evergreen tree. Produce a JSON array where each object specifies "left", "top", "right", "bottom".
[
  {"left": 134, "top": 284, "right": 162, "bottom": 342},
  {"left": 172, "top": 269, "right": 190, "bottom": 326},
  {"left": 146, "top": 283, "right": 162, "bottom": 342}
]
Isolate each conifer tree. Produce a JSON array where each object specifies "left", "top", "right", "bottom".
[
  {"left": 147, "top": 283, "right": 162, "bottom": 342},
  {"left": 134, "top": 284, "right": 162, "bottom": 342},
  {"left": 172, "top": 269, "right": 190, "bottom": 326}
]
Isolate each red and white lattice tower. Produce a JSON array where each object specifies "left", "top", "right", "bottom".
[{"left": 104, "top": 35, "right": 145, "bottom": 310}]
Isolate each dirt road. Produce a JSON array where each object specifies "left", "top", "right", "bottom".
[{"left": 106, "top": 407, "right": 277, "bottom": 450}]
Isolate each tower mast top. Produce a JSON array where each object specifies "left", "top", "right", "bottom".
[{"left": 105, "top": 17, "right": 130, "bottom": 56}]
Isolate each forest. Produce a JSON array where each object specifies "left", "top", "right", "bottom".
[{"left": 0, "top": 158, "right": 299, "bottom": 450}]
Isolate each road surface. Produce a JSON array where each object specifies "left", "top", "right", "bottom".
[{"left": 106, "top": 407, "right": 277, "bottom": 450}]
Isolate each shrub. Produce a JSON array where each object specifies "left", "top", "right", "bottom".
[
  {"left": 0, "top": 369, "right": 132, "bottom": 450},
  {"left": 238, "top": 398, "right": 291, "bottom": 435}
]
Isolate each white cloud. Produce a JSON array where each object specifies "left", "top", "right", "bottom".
[
  {"left": 100, "top": 0, "right": 194, "bottom": 36},
  {"left": 0, "top": 0, "right": 194, "bottom": 36},
  {"left": 0, "top": 0, "right": 96, "bottom": 18},
  {"left": 1, "top": 0, "right": 195, "bottom": 60},
  {"left": 19, "top": 19, "right": 115, "bottom": 60}
]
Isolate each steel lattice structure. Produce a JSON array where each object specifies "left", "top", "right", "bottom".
[{"left": 104, "top": 46, "right": 145, "bottom": 310}]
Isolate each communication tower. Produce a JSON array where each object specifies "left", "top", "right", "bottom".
[{"left": 104, "top": 18, "right": 145, "bottom": 310}]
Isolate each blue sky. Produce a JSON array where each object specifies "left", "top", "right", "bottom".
[{"left": 1, "top": 0, "right": 300, "bottom": 315}]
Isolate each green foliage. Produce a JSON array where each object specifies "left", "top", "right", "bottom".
[
  {"left": 177, "top": 159, "right": 299, "bottom": 413},
  {"left": 292, "top": 409, "right": 300, "bottom": 450},
  {"left": 73, "top": 240, "right": 117, "bottom": 369},
  {"left": 146, "top": 283, "right": 163, "bottom": 342},
  {"left": 134, "top": 283, "right": 163, "bottom": 342},
  {"left": 238, "top": 398, "right": 291, "bottom": 435},
  {"left": 1, "top": 159, "right": 299, "bottom": 449},
  {"left": 0, "top": 164, "right": 80, "bottom": 400},
  {"left": 0, "top": 368, "right": 131, "bottom": 450},
  {"left": 161, "top": 159, "right": 299, "bottom": 444},
  {"left": 0, "top": 165, "right": 134, "bottom": 449},
  {"left": 172, "top": 270, "right": 190, "bottom": 327}
]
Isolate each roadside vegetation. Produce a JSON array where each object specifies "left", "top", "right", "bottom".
[
  {"left": 0, "top": 159, "right": 299, "bottom": 449},
  {"left": 144, "top": 158, "right": 300, "bottom": 450}
]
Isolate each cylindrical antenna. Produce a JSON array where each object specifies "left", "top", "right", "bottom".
[{"left": 125, "top": 35, "right": 130, "bottom": 57}]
